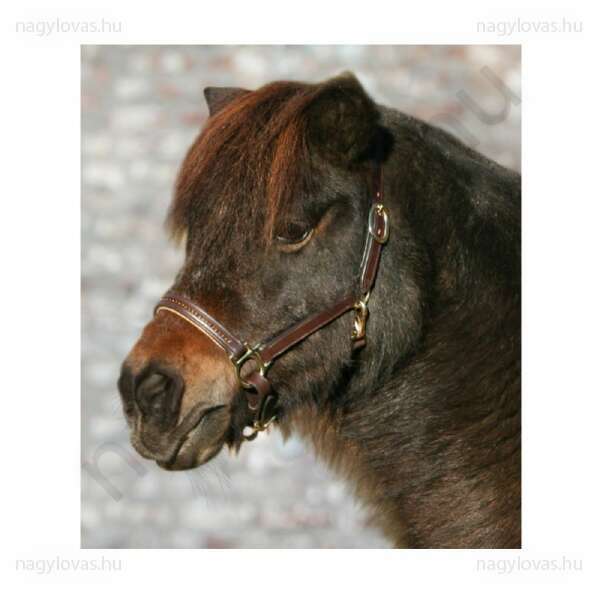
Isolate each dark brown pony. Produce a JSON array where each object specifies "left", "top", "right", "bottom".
[{"left": 119, "top": 73, "right": 521, "bottom": 548}]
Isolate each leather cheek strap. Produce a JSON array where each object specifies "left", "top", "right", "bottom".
[{"left": 257, "top": 294, "right": 357, "bottom": 365}]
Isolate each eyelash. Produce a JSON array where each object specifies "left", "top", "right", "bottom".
[{"left": 276, "top": 223, "right": 314, "bottom": 252}]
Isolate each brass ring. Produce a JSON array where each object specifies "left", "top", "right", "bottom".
[{"left": 232, "top": 346, "right": 268, "bottom": 390}]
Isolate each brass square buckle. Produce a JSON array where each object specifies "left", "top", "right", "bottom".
[{"left": 351, "top": 291, "right": 370, "bottom": 342}]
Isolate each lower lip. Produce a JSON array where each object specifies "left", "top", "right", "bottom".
[{"left": 158, "top": 405, "right": 225, "bottom": 469}]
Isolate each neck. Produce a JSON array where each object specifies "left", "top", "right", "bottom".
[
  {"left": 283, "top": 114, "right": 521, "bottom": 548},
  {"left": 285, "top": 291, "right": 520, "bottom": 548}
]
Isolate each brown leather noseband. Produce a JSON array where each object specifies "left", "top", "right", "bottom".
[{"left": 155, "top": 166, "right": 390, "bottom": 440}]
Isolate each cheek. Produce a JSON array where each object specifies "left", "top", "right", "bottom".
[{"left": 125, "top": 310, "right": 238, "bottom": 416}]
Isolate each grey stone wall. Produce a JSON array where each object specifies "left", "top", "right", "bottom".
[{"left": 81, "top": 45, "right": 520, "bottom": 549}]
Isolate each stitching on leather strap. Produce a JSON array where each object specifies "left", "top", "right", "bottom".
[{"left": 156, "top": 297, "right": 239, "bottom": 352}]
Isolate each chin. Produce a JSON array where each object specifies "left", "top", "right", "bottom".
[
  {"left": 156, "top": 441, "right": 225, "bottom": 471},
  {"left": 128, "top": 402, "right": 231, "bottom": 471}
]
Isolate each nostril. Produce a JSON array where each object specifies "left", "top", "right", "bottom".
[
  {"left": 118, "top": 364, "right": 136, "bottom": 419},
  {"left": 138, "top": 372, "right": 169, "bottom": 397},
  {"left": 136, "top": 372, "right": 169, "bottom": 415},
  {"left": 134, "top": 367, "right": 184, "bottom": 429}
]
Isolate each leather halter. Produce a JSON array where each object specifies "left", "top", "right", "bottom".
[{"left": 155, "top": 166, "right": 390, "bottom": 440}]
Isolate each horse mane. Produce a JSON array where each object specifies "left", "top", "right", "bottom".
[
  {"left": 168, "top": 81, "right": 319, "bottom": 249},
  {"left": 167, "top": 75, "right": 379, "bottom": 256}
]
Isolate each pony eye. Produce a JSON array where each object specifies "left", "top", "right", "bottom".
[{"left": 275, "top": 223, "right": 313, "bottom": 249}]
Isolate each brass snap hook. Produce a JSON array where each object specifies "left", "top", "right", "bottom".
[
  {"left": 242, "top": 416, "right": 276, "bottom": 442},
  {"left": 242, "top": 395, "right": 278, "bottom": 441}
]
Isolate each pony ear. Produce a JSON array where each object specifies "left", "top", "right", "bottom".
[
  {"left": 203, "top": 86, "right": 248, "bottom": 116},
  {"left": 307, "top": 72, "right": 379, "bottom": 165}
]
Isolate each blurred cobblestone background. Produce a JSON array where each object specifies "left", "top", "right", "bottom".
[{"left": 81, "top": 45, "right": 520, "bottom": 549}]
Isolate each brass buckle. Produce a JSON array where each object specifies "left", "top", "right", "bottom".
[
  {"left": 368, "top": 204, "right": 390, "bottom": 244},
  {"left": 351, "top": 291, "right": 370, "bottom": 342},
  {"left": 232, "top": 345, "right": 269, "bottom": 390}
]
